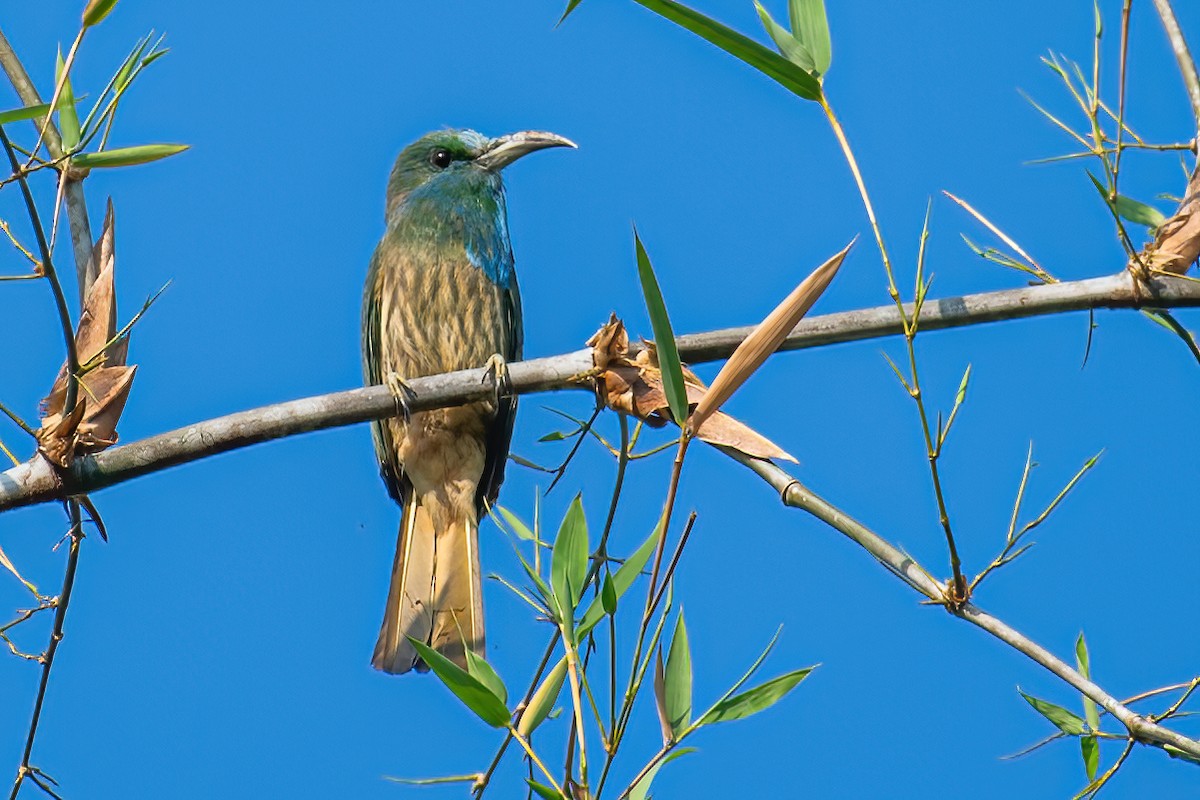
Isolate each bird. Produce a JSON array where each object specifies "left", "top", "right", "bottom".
[{"left": 362, "top": 128, "right": 574, "bottom": 674}]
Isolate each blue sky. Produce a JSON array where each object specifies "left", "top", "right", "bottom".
[{"left": 1, "top": 1, "right": 1198, "bottom": 798}]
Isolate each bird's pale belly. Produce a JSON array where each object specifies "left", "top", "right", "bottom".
[{"left": 378, "top": 253, "right": 510, "bottom": 518}]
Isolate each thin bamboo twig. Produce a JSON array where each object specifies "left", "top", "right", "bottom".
[
  {"left": 722, "top": 449, "right": 1200, "bottom": 762},
  {"left": 1151, "top": 0, "right": 1200, "bottom": 133},
  {"left": 9, "top": 503, "right": 83, "bottom": 800}
]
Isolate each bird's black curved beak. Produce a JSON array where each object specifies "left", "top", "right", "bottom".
[{"left": 475, "top": 130, "right": 576, "bottom": 171}]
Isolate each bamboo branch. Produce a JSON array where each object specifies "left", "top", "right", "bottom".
[
  {"left": 1151, "top": 0, "right": 1200, "bottom": 134},
  {"left": 722, "top": 448, "right": 1200, "bottom": 762},
  {"left": 0, "top": 25, "right": 95, "bottom": 302},
  {"left": 0, "top": 272, "right": 1197, "bottom": 513}
]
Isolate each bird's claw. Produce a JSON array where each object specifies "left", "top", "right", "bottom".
[
  {"left": 385, "top": 371, "right": 418, "bottom": 423},
  {"left": 482, "top": 354, "right": 512, "bottom": 406}
]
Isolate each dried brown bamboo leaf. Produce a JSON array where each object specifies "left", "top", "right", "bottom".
[
  {"left": 37, "top": 204, "right": 135, "bottom": 465},
  {"left": 75, "top": 365, "right": 136, "bottom": 450},
  {"left": 75, "top": 259, "right": 117, "bottom": 364},
  {"left": 1139, "top": 163, "right": 1200, "bottom": 275},
  {"left": 587, "top": 316, "right": 795, "bottom": 461},
  {"left": 689, "top": 240, "right": 851, "bottom": 434},
  {"left": 37, "top": 399, "right": 85, "bottom": 467},
  {"left": 693, "top": 410, "right": 793, "bottom": 462}
]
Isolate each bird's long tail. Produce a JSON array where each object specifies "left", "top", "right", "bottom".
[{"left": 372, "top": 496, "right": 485, "bottom": 674}]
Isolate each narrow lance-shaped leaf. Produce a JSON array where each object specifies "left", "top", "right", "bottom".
[
  {"left": 518, "top": 655, "right": 569, "bottom": 737},
  {"left": 1114, "top": 194, "right": 1166, "bottom": 230},
  {"left": 0, "top": 102, "right": 53, "bottom": 126},
  {"left": 601, "top": 571, "right": 617, "bottom": 615},
  {"left": 1081, "top": 734, "right": 1099, "bottom": 781},
  {"left": 550, "top": 495, "right": 589, "bottom": 637},
  {"left": 55, "top": 49, "right": 81, "bottom": 152},
  {"left": 631, "top": 0, "right": 822, "bottom": 101},
  {"left": 496, "top": 505, "right": 536, "bottom": 542},
  {"left": 525, "top": 780, "right": 562, "bottom": 800},
  {"left": 634, "top": 227, "right": 688, "bottom": 426},
  {"left": 0, "top": 543, "right": 39, "bottom": 596},
  {"left": 465, "top": 648, "right": 508, "bottom": 706},
  {"left": 789, "top": 0, "right": 832, "bottom": 75},
  {"left": 1019, "top": 689, "right": 1087, "bottom": 736},
  {"left": 700, "top": 666, "right": 814, "bottom": 725},
  {"left": 663, "top": 611, "right": 693, "bottom": 737},
  {"left": 753, "top": 1, "right": 815, "bottom": 72},
  {"left": 83, "top": 0, "right": 119, "bottom": 27},
  {"left": 406, "top": 637, "right": 511, "bottom": 728},
  {"left": 1075, "top": 633, "right": 1100, "bottom": 732},
  {"left": 558, "top": 0, "right": 585, "bottom": 25},
  {"left": 577, "top": 520, "right": 661, "bottom": 637},
  {"left": 72, "top": 143, "right": 189, "bottom": 169},
  {"left": 628, "top": 747, "right": 697, "bottom": 800},
  {"left": 689, "top": 240, "right": 850, "bottom": 434}
]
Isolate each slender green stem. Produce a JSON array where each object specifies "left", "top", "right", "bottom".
[
  {"left": 819, "top": 95, "right": 895, "bottom": 290},
  {"left": 508, "top": 727, "right": 565, "bottom": 798},
  {"left": 562, "top": 633, "right": 589, "bottom": 792},
  {"left": 824, "top": 101, "right": 966, "bottom": 600}
]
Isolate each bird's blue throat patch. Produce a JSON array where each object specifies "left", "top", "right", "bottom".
[{"left": 391, "top": 169, "right": 516, "bottom": 288}]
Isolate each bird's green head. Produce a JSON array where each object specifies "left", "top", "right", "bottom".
[{"left": 385, "top": 128, "right": 575, "bottom": 218}]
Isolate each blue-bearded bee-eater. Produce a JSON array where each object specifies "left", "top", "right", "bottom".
[{"left": 362, "top": 129, "right": 574, "bottom": 674}]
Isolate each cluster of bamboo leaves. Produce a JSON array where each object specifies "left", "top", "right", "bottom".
[
  {"left": 417, "top": 493, "right": 812, "bottom": 799},
  {"left": 554, "top": 0, "right": 1189, "bottom": 795},
  {"left": 0, "top": 1, "right": 185, "bottom": 174}
]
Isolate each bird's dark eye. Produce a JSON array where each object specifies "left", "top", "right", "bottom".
[{"left": 430, "top": 148, "right": 453, "bottom": 169}]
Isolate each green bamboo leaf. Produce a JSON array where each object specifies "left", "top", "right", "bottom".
[
  {"left": 55, "top": 49, "right": 81, "bottom": 152},
  {"left": 71, "top": 143, "right": 188, "bottom": 169},
  {"left": 1081, "top": 734, "right": 1099, "bottom": 782},
  {"left": 577, "top": 520, "right": 660, "bottom": 637},
  {"left": 700, "top": 666, "right": 814, "bottom": 725},
  {"left": 633, "top": 227, "right": 688, "bottom": 426},
  {"left": 526, "top": 779, "right": 563, "bottom": 800},
  {"left": 0, "top": 102, "right": 52, "bottom": 126},
  {"left": 1076, "top": 632, "right": 1100, "bottom": 733},
  {"left": 557, "top": 0, "right": 585, "bottom": 25},
  {"left": 955, "top": 363, "right": 971, "bottom": 407},
  {"left": 140, "top": 44, "right": 169, "bottom": 69},
  {"left": 1019, "top": 689, "right": 1087, "bottom": 736},
  {"left": 113, "top": 37, "right": 148, "bottom": 94},
  {"left": 789, "top": 0, "right": 832, "bottom": 74},
  {"left": 83, "top": 0, "right": 119, "bottom": 27},
  {"left": 0, "top": 543, "right": 39, "bottom": 596},
  {"left": 631, "top": 0, "right": 822, "bottom": 101},
  {"left": 406, "top": 638, "right": 511, "bottom": 728},
  {"left": 464, "top": 648, "right": 508, "bottom": 706},
  {"left": 510, "top": 538, "right": 553, "bottom": 607},
  {"left": 664, "top": 612, "right": 693, "bottom": 737},
  {"left": 550, "top": 495, "right": 589, "bottom": 637},
  {"left": 496, "top": 505, "right": 536, "bottom": 542},
  {"left": 753, "top": 2, "right": 815, "bottom": 71},
  {"left": 1114, "top": 194, "right": 1166, "bottom": 229},
  {"left": 518, "top": 655, "right": 568, "bottom": 737},
  {"left": 628, "top": 747, "right": 697, "bottom": 800},
  {"left": 601, "top": 571, "right": 617, "bottom": 615}
]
